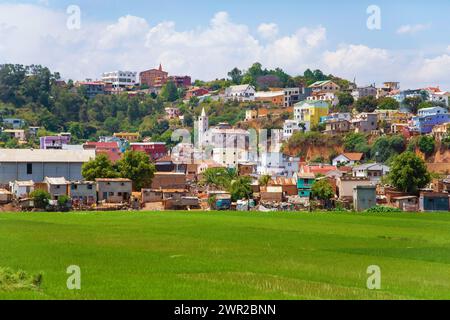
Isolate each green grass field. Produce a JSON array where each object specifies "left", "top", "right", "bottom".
[{"left": 0, "top": 211, "right": 450, "bottom": 300}]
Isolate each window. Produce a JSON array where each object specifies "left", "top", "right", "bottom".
[
  {"left": 27, "top": 163, "right": 32, "bottom": 175},
  {"left": 87, "top": 185, "right": 93, "bottom": 190}
]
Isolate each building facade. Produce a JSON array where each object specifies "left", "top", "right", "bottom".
[{"left": 0, "top": 149, "right": 95, "bottom": 184}]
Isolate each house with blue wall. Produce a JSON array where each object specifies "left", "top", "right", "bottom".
[
  {"left": 297, "top": 173, "right": 315, "bottom": 198},
  {"left": 411, "top": 107, "right": 450, "bottom": 134}
]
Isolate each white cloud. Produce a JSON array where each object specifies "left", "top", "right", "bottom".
[
  {"left": 397, "top": 23, "right": 431, "bottom": 35},
  {"left": 0, "top": 4, "right": 449, "bottom": 90},
  {"left": 414, "top": 54, "right": 450, "bottom": 84},
  {"left": 98, "top": 15, "right": 149, "bottom": 50},
  {"left": 257, "top": 23, "right": 279, "bottom": 39},
  {"left": 323, "top": 45, "right": 393, "bottom": 80}
]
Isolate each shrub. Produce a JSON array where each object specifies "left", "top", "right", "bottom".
[
  {"left": 365, "top": 206, "right": 402, "bottom": 213},
  {"left": 0, "top": 267, "right": 42, "bottom": 292},
  {"left": 30, "top": 190, "right": 51, "bottom": 209},
  {"left": 57, "top": 195, "right": 70, "bottom": 207}
]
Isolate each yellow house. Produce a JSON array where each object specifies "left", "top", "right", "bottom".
[
  {"left": 113, "top": 132, "right": 140, "bottom": 142},
  {"left": 293, "top": 100, "right": 329, "bottom": 130}
]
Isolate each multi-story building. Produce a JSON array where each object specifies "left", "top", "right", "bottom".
[
  {"left": 130, "top": 142, "right": 167, "bottom": 161},
  {"left": 198, "top": 109, "right": 251, "bottom": 168},
  {"left": 0, "top": 149, "right": 95, "bottom": 184},
  {"left": 351, "top": 113, "right": 378, "bottom": 133},
  {"left": 224, "top": 84, "right": 256, "bottom": 102},
  {"left": 168, "top": 75, "right": 192, "bottom": 88},
  {"left": 324, "top": 119, "right": 351, "bottom": 135},
  {"left": 102, "top": 71, "right": 137, "bottom": 89},
  {"left": 254, "top": 91, "right": 285, "bottom": 107},
  {"left": 75, "top": 81, "right": 105, "bottom": 98},
  {"left": 139, "top": 64, "right": 168, "bottom": 88},
  {"left": 2, "top": 129, "right": 26, "bottom": 142},
  {"left": 40, "top": 135, "right": 71, "bottom": 150},
  {"left": 185, "top": 87, "right": 210, "bottom": 99},
  {"left": 283, "top": 120, "right": 307, "bottom": 140},
  {"left": 352, "top": 85, "right": 377, "bottom": 101},
  {"left": 309, "top": 80, "right": 340, "bottom": 93},
  {"left": 1, "top": 118, "right": 25, "bottom": 129},
  {"left": 293, "top": 100, "right": 330, "bottom": 131},
  {"left": 257, "top": 152, "right": 300, "bottom": 177},
  {"left": 410, "top": 107, "right": 450, "bottom": 134}
]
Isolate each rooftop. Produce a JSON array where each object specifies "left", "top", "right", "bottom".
[{"left": 0, "top": 149, "right": 96, "bottom": 163}]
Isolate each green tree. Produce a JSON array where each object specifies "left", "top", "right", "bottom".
[
  {"left": 377, "top": 97, "right": 400, "bottom": 110},
  {"left": 418, "top": 135, "right": 436, "bottom": 157},
  {"left": 418, "top": 101, "right": 433, "bottom": 110},
  {"left": 344, "top": 133, "right": 369, "bottom": 154},
  {"left": 389, "top": 152, "right": 431, "bottom": 194},
  {"left": 160, "top": 81, "right": 179, "bottom": 102},
  {"left": 117, "top": 151, "right": 156, "bottom": 191},
  {"left": 81, "top": 154, "right": 119, "bottom": 181},
  {"left": 202, "top": 167, "right": 236, "bottom": 190},
  {"left": 229, "top": 176, "right": 253, "bottom": 202},
  {"left": 30, "top": 190, "right": 51, "bottom": 209},
  {"left": 354, "top": 96, "right": 378, "bottom": 113},
  {"left": 403, "top": 96, "right": 423, "bottom": 114},
  {"left": 227, "top": 67, "right": 243, "bottom": 85},
  {"left": 312, "top": 179, "right": 334, "bottom": 201},
  {"left": 259, "top": 175, "right": 272, "bottom": 187},
  {"left": 336, "top": 92, "right": 354, "bottom": 111},
  {"left": 371, "top": 135, "right": 406, "bottom": 163}
]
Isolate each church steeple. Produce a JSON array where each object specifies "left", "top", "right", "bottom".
[
  {"left": 158, "top": 63, "right": 163, "bottom": 71},
  {"left": 198, "top": 107, "right": 208, "bottom": 147}
]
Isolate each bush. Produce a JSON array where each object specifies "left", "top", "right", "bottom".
[
  {"left": 30, "top": 190, "right": 51, "bottom": 209},
  {"left": 418, "top": 136, "right": 436, "bottom": 157},
  {"left": 365, "top": 206, "right": 402, "bottom": 213},
  {"left": 57, "top": 195, "right": 70, "bottom": 207},
  {"left": 0, "top": 267, "right": 42, "bottom": 292}
]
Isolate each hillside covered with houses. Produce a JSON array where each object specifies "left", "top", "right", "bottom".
[{"left": 1, "top": 62, "right": 450, "bottom": 213}]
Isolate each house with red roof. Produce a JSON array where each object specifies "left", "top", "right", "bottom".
[
  {"left": 83, "top": 141, "right": 122, "bottom": 163},
  {"left": 332, "top": 153, "right": 364, "bottom": 166}
]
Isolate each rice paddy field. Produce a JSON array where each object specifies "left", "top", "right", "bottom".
[{"left": 0, "top": 211, "right": 449, "bottom": 300}]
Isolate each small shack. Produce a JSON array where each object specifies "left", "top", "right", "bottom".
[
  {"left": 419, "top": 192, "right": 449, "bottom": 212},
  {"left": 353, "top": 185, "right": 377, "bottom": 212}
]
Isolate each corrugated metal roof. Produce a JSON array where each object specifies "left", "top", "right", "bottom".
[
  {"left": 44, "top": 177, "right": 68, "bottom": 185},
  {"left": 0, "top": 149, "right": 95, "bottom": 163}
]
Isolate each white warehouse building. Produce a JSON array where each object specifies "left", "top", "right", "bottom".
[{"left": 0, "top": 149, "right": 96, "bottom": 184}]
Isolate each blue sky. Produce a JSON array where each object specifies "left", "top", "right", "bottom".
[{"left": 1, "top": 0, "right": 450, "bottom": 89}]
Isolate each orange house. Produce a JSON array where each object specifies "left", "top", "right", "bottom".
[{"left": 255, "top": 91, "right": 285, "bottom": 107}]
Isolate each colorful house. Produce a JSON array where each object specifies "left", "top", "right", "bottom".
[
  {"left": 410, "top": 107, "right": 450, "bottom": 134},
  {"left": 294, "top": 100, "right": 329, "bottom": 131},
  {"left": 411, "top": 107, "right": 450, "bottom": 134},
  {"left": 297, "top": 173, "right": 316, "bottom": 198}
]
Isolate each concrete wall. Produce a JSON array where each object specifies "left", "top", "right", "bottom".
[{"left": 0, "top": 162, "right": 84, "bottom": 184}]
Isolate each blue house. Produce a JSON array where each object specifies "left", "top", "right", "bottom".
[
  {"left": 2, "top": 118, "right": 26, "bottom": 129},
  {"left": 297, "top": 173, "right": 316, "bottom": 198},
  {"left": 411, "top": 107, "right": 450, "bottom": 134}
]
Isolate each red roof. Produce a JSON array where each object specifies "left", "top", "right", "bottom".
[
  {"left": 342, "top": 153, "right": 364, "bottom": 161},
  {"left": 301, "top": 164, "right": 338, "bottom": 175},
  {"left": 97, "top": 150, "right": 122, "bottom": 163}
]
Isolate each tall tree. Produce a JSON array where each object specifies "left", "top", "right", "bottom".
[
  {"left": 117, "top": 151, "right": 156, "bottom": 191},
  {"left": 227, "top": 67, "right": 243, "bottom": 85},
  {"left": 160, "top": 81, "right": 179, "bottom": 102},
  {"left": 81, "top": 154, "right": 119, "bottom": 181},
  {"left": 389, "top": 152, "right": 431, "bottom": 194}
]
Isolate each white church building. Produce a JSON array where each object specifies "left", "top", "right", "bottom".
[{"left": 197, "top": 108, "right": 252, "bottom": 168}]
